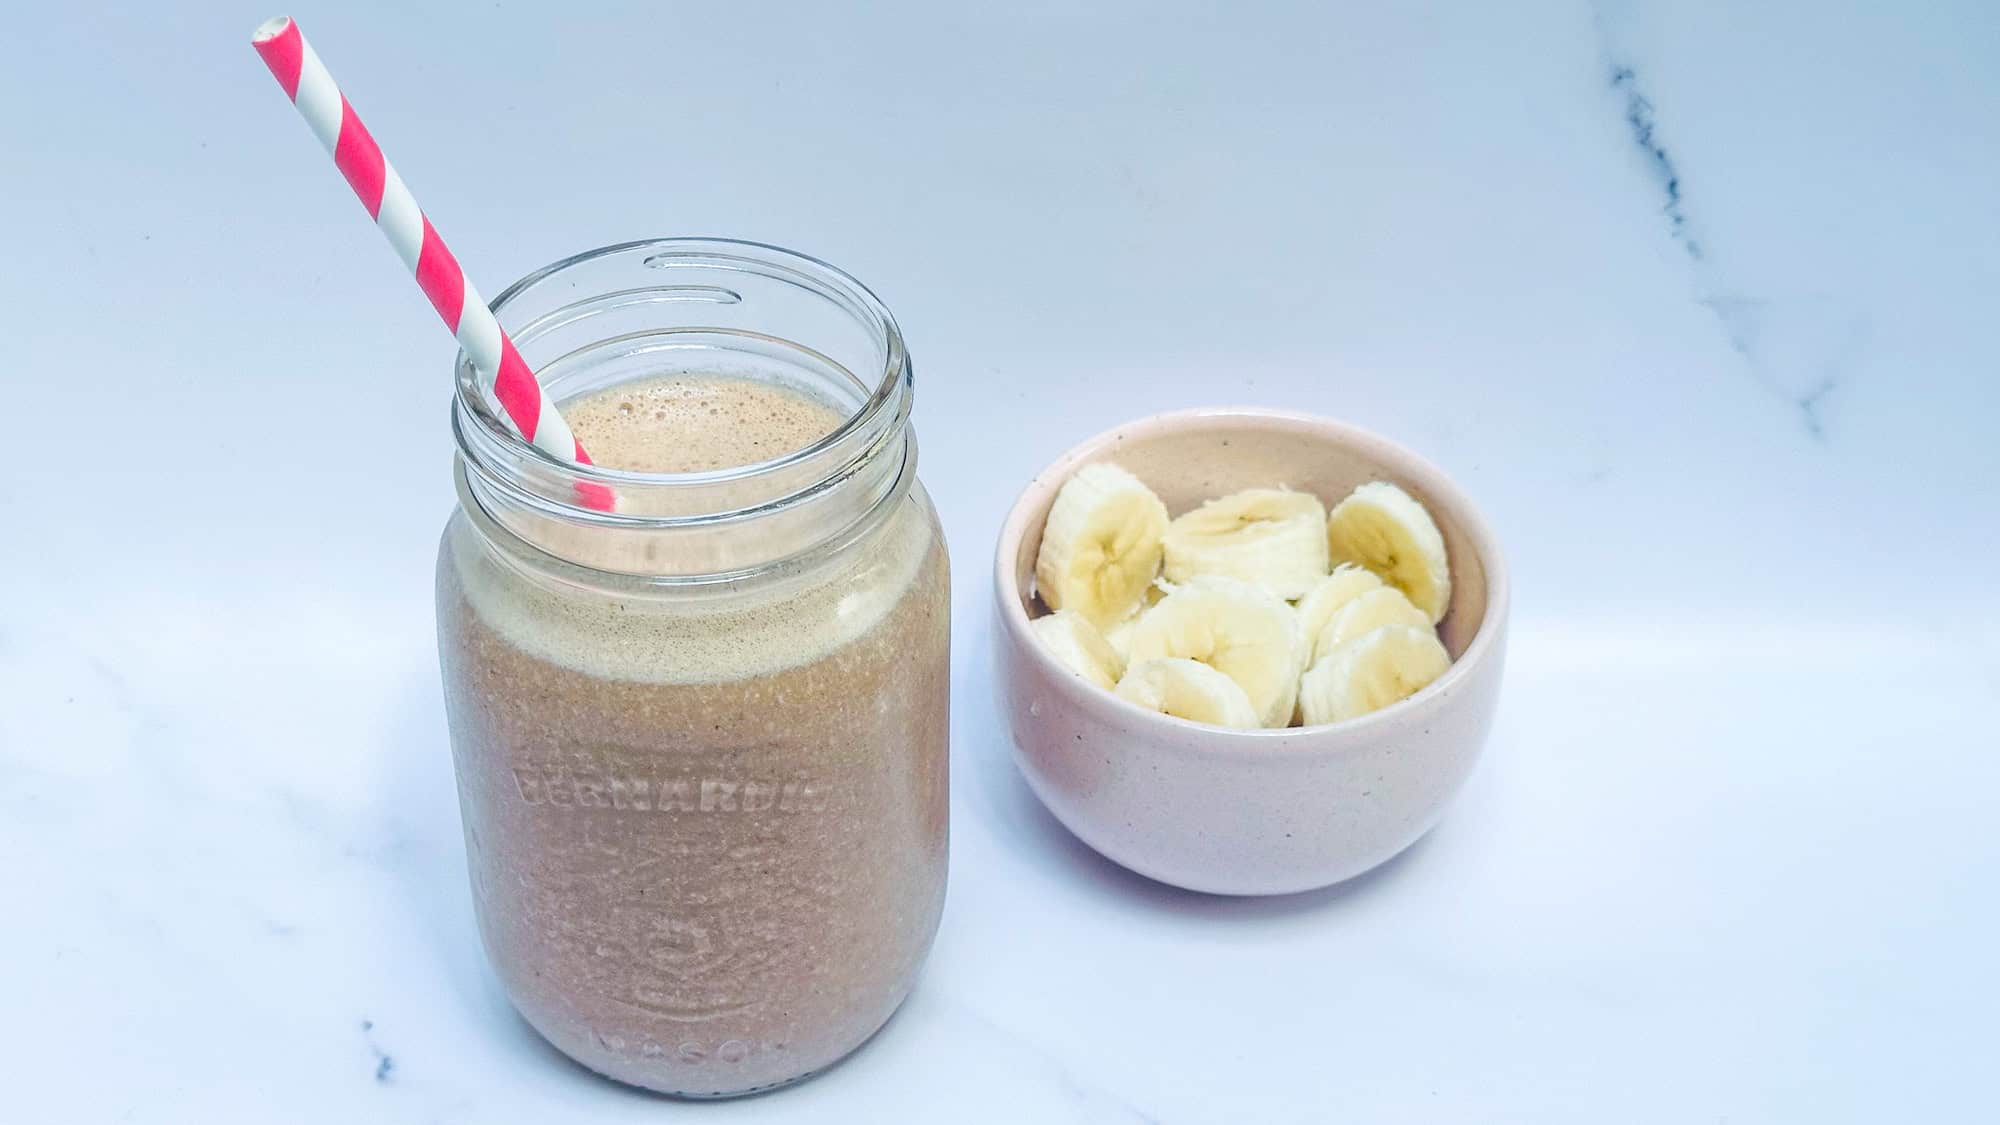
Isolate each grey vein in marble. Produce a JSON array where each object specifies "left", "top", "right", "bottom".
[
  {"left": 1592, "top": 2, "right": 1854, "bottom": 440},
  {"left": 1701, "top": 296, "right": 1850, "bottom": 439},
  {"left": 362, "top": 1019, "right": 396, "bottom": 1085},
  {"left": 1609, "top": 64, "right": 1700, "bottom": 261}
]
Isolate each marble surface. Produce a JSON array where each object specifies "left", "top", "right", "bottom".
[{"left": 3, "top": 2, "right": 1996, "bottom": 1120}]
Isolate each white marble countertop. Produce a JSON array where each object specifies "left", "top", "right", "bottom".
[{"left": 4, "top": 2, "right": 1996, "bottom": 1121}]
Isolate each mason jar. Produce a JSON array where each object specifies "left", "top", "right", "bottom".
[{"left": 434, "top": 239, "right": 949, "bottom": 1097}]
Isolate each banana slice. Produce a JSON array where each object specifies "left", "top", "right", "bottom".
[
  {"left": 1103, "top": 618, "right": 1137, "bottom": 664},
  {"left": 1325, "top": 481, "right": 1451, "bottom": 623},
  {"left": 1298, "top": 624, "right": 1452, "bottom": 726},
  {"left": 1310, "top": 585, "right": 1433, "bottom": 665},
  {"left": 1163, "top": 488, "right": 1328, "bottom": 600},
  {"left": 1035, "top": 463, "right": 1170, "bottom": 628},
  {"left": 1293, "top": 564, "right": 1385, "bottom": 653},
  {"left": 1126, "top": 576, "right": 1306, "bottom": 728},
  {"left": 1102, "top": 579, "right": 1169, "bottom": 663},
  {"left": 1029, "top": 609, "right": 1125, "bottom": 689},
  {"left": 1115, "top": 658, "right": 1261, "bottom": 729}
]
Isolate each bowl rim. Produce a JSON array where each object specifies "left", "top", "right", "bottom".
[{"left": 992, "top": 405, "right": 1510, "bottom": 758}]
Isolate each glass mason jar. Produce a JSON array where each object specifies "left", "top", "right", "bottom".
[{"left": 434, "top": 240, "right": 949, "bottom": 1097}]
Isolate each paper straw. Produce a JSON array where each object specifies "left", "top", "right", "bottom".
[{"left": 251, "top": 16, "right": 611, "bottom": 509}]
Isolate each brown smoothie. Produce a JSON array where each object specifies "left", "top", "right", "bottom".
[{"left": 436, "top": 375, "right": 950, "bottom": 1096}]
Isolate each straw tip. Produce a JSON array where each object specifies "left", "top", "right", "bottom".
[{"left": 251, "top": 15, "right": 293, "bottom": 44}]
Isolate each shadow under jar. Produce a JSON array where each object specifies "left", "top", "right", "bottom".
[{"left": 434, "top": 240, "right": 949, "bottom": 1097}]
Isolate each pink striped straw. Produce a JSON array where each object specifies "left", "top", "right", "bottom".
[{"left": 251, "top": 16, "right": 611, "bottom": 509}]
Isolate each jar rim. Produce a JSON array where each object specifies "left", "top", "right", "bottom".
[{"left": 450, "top": 237, "right": 913, "bottom": 530}]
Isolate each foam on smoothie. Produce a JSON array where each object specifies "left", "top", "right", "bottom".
[
  {"left": 449, "top": 374, "right": 936, "bottom": 685},
  {"left": 560, "top": 375, "right": 846, "bottom": 473}
]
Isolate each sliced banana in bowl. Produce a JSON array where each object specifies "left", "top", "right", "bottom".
[
  {"left": 1297, "top": 624, "right": 1452, "bottom": 727},
  {"left": 1023, "top": 468, "right": 1458, "bottom": 731},
  {"left": 1114, "top": 657, "right": 1261, "bottom": 729},
  {"left": 1325, "top": 480, "right": 1452, "bottom": 624},
  {"left": 1102, "top": 579, "right": 1169, "bottom": 663},
  {"left": 1028, "top": 609, "right": 1125, "bottom": 690},
  {"left": 1125, "top": 575, "right": 1306, "bottom": 729},
  {"left": 1293, "top": 564, "right": 1384, "bottom": 654},
  {"left": 1015, "top": 432, "right": 1476, "bottom": 734},
  {"left": 1310, "top": 585, "right": 1433, "bottom": 666},
  {"left": 1163, "top": 488, "right": 1328, "bottom": 600},
  {"left": 1033, "top": 463, "right": 1170, "bottom": 629}
]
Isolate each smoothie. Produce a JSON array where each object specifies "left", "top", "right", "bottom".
[{"left": 436, "top": 374, "right": 949, "bottom": 1096}]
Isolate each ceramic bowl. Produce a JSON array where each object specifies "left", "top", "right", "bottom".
[{"left": 992, "top": 407, "right": 1508, "bottom": 895}]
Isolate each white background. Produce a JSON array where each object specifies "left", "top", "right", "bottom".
[{"left": 3, "top": 2, "right": 1996, "bottom": 1121}]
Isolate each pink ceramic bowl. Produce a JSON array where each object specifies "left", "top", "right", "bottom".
[{"left": 993, "top": 407, "right": 1508, "bottom": 895}]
